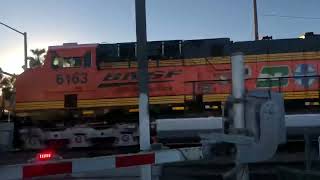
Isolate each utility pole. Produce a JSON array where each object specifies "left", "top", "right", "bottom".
[
  {"left": 0, "top": 22, "right": 28, "bottom": 70},
  {"left": 253, "top": 0, "right": 259, "bottom": 40},
  {"left": 24, "top": 32, "right": 28, "bottom": 70},
  {"left": 135, "top": 0, "right": 152, "bottom": 179}
]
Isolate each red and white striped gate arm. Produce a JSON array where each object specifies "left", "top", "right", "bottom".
[{"left": 0, "top": 147, "right": 202, "bottom": 180}]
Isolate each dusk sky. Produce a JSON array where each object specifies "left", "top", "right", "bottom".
[{"left": 1, "top": 0, "right": 320, "bottom": 73}]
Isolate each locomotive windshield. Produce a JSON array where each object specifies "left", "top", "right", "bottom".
[
  {"left": 50, "top": 49, "right": 92, "bottom": 69},
  {"left": 52, "top": 56, "right": 82, "bottom": 68}
]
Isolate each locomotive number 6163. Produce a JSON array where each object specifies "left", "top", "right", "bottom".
[{"left": 56, "top": 72, "right": 88, "bottom": 85}]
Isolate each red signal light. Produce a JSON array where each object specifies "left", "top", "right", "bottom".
[{"left": 36, "top": 150, "right": 55, "bottom": 161}]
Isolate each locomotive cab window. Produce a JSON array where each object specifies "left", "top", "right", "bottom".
[
  {"left": 83, "top": 52, "right": 91, "bottom": 67},
  {"left": 52, "top": 56, "right": 82, "bottom": 68}
]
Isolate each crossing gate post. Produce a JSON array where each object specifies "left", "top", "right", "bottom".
[
  {"left": 231, "top": 52, "right": 249, "bottom": 180},
  {"left": 135, "top": 0, "right": 152, "bottom": 179}
]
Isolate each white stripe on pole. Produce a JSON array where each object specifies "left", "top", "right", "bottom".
[
  {"left": 231, "top": 52, "right": 249, "bottom": 180},
  {"left": 231, "top": 52, "right": 245, "bottom": 129},
  {"left": 139, "top": 93, "right": 151, "bottom": 150},
  {"left": 140, "top": 165, "right": 152, "bottom": 180}
]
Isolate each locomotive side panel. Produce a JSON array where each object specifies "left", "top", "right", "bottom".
[
  {"left": 16, "top": 56, "right": 320, "bottom": 111},
  {"left": 15, "top": 37, "right": 320, "bottom": 113}
]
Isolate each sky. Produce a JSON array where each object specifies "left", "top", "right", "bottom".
[{"left": 0, "top": 0, "right": 320, "bottom": 74}]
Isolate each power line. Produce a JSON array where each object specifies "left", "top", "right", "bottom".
[{"left": 263, "top": 14, "right": 320, "bottom": 20}]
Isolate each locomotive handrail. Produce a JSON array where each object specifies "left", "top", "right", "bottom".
[
  {"left": 184, "top": 75, "right": 320, "bottom": 88},
  {"left": 185, "top": 75, "right": 320, "bottom": 84},
  {"left": 185, "top": 75, "right": 320, "bottom": 97}
]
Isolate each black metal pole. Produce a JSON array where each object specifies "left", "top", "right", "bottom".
[
  {"left": 135, "top": 0, "right": 151, "bottom": 179},
  {"left": 304, "top": 132, "right": 311, "bottom": 170},
  {"left": 135, "top": 0, "right": 150, "bottom": 152},
  {"left": 0, "top": 22, "right": 24, "bottom": 35},
  {"left": 24, "top": 32, "right": 28, "bottom": 70},
  {"left": 0, "top": 22, "right": 28, "bottom": 70},
  {"left": 253, "top": 0, "right": 259, "bottom": 40}
]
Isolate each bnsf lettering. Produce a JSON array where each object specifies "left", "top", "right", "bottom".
[
  {"left": 122, "top": 72, "right": 137, "bottom": 81},
  {"left": 103, "top": 70, "right": 182, "bottom": 81},
  {"left": 165, "top": 70, "right": 182, "bottom": 78},
  {"left": 98, "top": 69, "right": 182, "bottom": 88},
  {"left": 103, "top": 73, "right": 122, "bottom": 81},
  {"left": 149, "top": 71, "right": 165, "bottom": 79}
]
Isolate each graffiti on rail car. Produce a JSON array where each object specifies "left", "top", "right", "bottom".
[
  {"left": 294, "top": 64, "right": 317, "bottom": 88},
  {"left": 256, "top": 66, "right": 289, "bottom": 88}
]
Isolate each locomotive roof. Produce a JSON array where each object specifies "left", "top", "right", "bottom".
[
  {"left": 233, "top": 33, "right": 320, "bottom": 55},
  {"left": 49, "top": 33, "right": 320, "bottom": 57},
  {"left": 49, "top": 43, "right": 98, "bottom": 50}
]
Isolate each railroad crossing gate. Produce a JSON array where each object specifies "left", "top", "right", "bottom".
[{"left": 0, "top": 147, "right": 202, "bottom": 179}]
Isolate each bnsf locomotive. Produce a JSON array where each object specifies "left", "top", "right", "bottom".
[{"left": 14, "top": 32, "right": 320, "bottom": 149}]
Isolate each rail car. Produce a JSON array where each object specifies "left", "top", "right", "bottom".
[{"left": 13, "top": 32, "right": 320, "bottom": 149}]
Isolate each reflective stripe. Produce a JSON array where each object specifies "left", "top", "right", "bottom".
[
  {"left": 23, "top": 162, "right": 72, "bottom": 178},
  {"left": 115, "top": 153, "right": 155, "bottom": 168}
]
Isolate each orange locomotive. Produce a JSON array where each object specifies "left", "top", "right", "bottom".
[{"left": 15, "top": 33, "right": 320, "bottom": 125}]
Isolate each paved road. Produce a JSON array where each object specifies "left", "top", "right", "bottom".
[{"left": 30, "top": 166, "right": 161, "bottom": 180}]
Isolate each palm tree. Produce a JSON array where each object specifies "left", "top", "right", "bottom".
[
  {"left": 31, "top": 48, "right": 46, "bottom": 61},
  {"left": 1, "top": 76, "right": 15, "bottom": 100},
  {"left": 0, "top": 74, "right": 15, "bottom": 119},
  {"left": 28, "top": 48, "right": 46, "bottom": 68},
  {"left": 0, "top": 69, "right": 15, "bottom": 101}
]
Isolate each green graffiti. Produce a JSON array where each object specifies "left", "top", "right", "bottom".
[{"left": 257, "top": 66, "right": 289, "bottom": 88}]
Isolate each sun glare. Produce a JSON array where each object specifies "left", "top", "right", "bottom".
[{"left": 0, "top": 49, "right": 24, "bottom": 74}]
